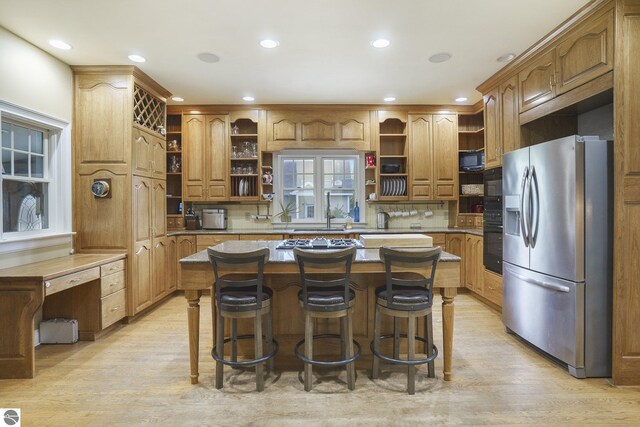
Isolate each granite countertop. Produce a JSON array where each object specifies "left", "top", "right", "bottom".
[
  {"left": 170, "top": 227, "right": 483, "bottom": 237},
  {"left": 180, "top": 240, "right": 461, "bottom": 264}
]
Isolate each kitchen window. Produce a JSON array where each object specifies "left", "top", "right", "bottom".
[
  {"left": 0, "top": 102, "right": 71, "bottom": 247},
  {"left": 275, "top": 151, "right": 364, "bottom": 224}
]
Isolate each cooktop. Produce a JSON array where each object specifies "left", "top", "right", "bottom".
[{"left": 275, "top": 238, "right": 364, "bottom": 250}]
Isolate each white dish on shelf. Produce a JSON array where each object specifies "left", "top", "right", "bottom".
[
  {"left": 399, "top": 178, "right": 406, "bottom": 196},
  {"left": 393, "top": 178, "right": 399, "bottom": 196}
]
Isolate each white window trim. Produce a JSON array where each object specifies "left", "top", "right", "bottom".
[
  {"left": 0, "top": 100, "right": 72, "bottom": 251},
  {"left": 273, "top": 150, "right": 365, "bottom": 225}
]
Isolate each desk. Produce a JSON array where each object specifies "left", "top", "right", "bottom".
[
  {"left": 0, "top": 253, "right": 126, "bottom": 379},
  {"left": 179, "top": 241, "right": 461, "bottom": 384}
]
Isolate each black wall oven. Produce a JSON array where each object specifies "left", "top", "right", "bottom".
[{"left": 483, "top": 167, "right": 503, "bottom": 274}]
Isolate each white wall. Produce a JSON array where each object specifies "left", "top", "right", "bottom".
[{"left": 0, "top": 27, "right": 73, "bottom": 269}]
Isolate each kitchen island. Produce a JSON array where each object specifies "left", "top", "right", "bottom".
[{"left": 178, "top": 240, "right": 461, "bottom": 384}]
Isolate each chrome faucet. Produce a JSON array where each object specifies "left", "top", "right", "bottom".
[{"left": 326, "top": 191, "right": 333, "bottom": 229}]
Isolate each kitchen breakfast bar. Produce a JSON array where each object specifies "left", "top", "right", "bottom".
[{"left": 178, "top": 240, "right": 461, "bottom": 384}]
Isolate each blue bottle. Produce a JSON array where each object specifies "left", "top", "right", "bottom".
[{"left": 353, "top": 202, "right": 360, "bottom": 222}]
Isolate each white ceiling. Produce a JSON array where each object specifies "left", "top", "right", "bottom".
[{"left": 0, "top": 0, "right": 590, "bottom": 106}]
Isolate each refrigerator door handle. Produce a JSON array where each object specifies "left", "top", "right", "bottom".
[
  {"left": 530, "top": 166, "right": 540, "bottom": 248},
  {"left": 520, "top": 166, "right": 530, "bottom": 247},
  {"left": 505, "top": 266, "right": 571, "bottom": 293}
]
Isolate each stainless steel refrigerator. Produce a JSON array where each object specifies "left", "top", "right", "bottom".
[{"left": 502, "top": 135, "right": 613, "bottom": 378}]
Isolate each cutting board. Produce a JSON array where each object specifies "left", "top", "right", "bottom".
[{"left": 359, "top": 234, "right": 433, "bottom": 248}]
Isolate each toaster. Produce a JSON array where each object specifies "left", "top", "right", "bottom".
[{"left": 202, "top": 208, "right": 227, "bottom": 230}]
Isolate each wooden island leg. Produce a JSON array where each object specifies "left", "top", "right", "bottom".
[
  {"left": 185, "top": 289, "right": 202, "bottom": 384},
  {"left": 440, "top": 287, "right": 457, "bottom": 381}
]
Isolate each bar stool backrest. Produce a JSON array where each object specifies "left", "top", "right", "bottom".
[
  {"left": 378, "top": 246, "right": 442, "bottom": 310},
  {"left": 207, "top": 247, "right": 270, "bottom": 310},
  {"left": 293, "top": 247, "right": 357, "bottom": 311}
]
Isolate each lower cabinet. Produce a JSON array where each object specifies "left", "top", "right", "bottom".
[
  {"left": 483, "top": 269, "right": 503, "bottom": 307},
  {"left": 177, "top": 236, "right": 197, "bottom": 287},
  {"left": 100, "top": 259, "right": 127, "bottom": 329},
  {"left": 196, "top": 234, "right": 239, "bottom": 252},
  {"left": 167, "top": 237, "right": 177, "bottom": 293},
  {"left": 445, "top": 233, "right": 466, "bottom": 287},
  {"left": 464, "top": 234, "right": 484, "bottom": 294}
]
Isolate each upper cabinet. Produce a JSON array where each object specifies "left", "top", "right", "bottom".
[
  {"left": 132, "top": 126, "right": 165, "bottom": 178},
  {"left": 483, "top": 89, "right": 500, "bottom": 168},
  {"left": 379, "top": 113, "right": 409, "bottom": 201},
  {"left": 519, "top": 7, "right": 614, "bottom": 113},
  {"left": 266, "top": 109, "right": 370, "bottom": 151},
  {"left": 408, "top": 113, "right": 457, "bottom": 201},
  {"left": 484, "top": 75, "right": 520, "bottom": 169}
]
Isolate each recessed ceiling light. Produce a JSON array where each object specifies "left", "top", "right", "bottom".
[
  {"left": 428, "top": 52, "right": 452, "bottom": 63},
  {"left": 371, "top": 39, "right": 390, "bottom": 48},
  {"left": 172, "top": 97, "right": 184, "bottom": 102},
  {"left": 497, "top": 53, "right": 516, "bottom": 63},
  {"left": 455, "top": 97, "right": 468, "bottom": 102},
  {"left": 242, "top": 96, "right": 255, "bottom": 102},
  {"left": 49, "top": 39, "right": 71, "bottom": 50},
  {"left": 128, "top": 54, "right": 146, "bottom": 63},
  {"left": 260, "top": 39, "right": 279, "bottom": 49},
  {"left": 383, "top": 97, "right": 396, "bottom": 102},
  {"left": 197, "top": 52, "right": 220, "bottom": 63}
]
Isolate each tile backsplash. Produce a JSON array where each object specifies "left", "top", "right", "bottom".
[{"left": 192, "top": 202, "right": 450, "bottom": 230}]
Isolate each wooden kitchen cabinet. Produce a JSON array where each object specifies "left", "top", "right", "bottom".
[
  {"left": 483, "top": 268, "right": 503, "bottom": 307},
  {"left": 464, "top": 234, "right": 484, "bottom": 293},
  {"left": 183, "top": 114, "right": 229, "bottom": 201},
  {"left": 176, "top": 236, "right": 197, "bottom": 287},
  {"left": 519, "top": 50, "right": 556, "bottom": 112},
  {"left": 196, "top": 234, "right": 239, "bottom": 252},
  {"left": 167, "top": 237, "right": 177, "bottom": 292},
  {"left": 238, "top": 234, "right": 285, "bottom": 240},
  {"left": 151, "top": 237, "right": 169, "bottom": 300},
  {"left": 132, "top": 240, "right": 152, "bottom": 312},
  {"left": 484, "top": 76, "right": 520, "bottom": 169},
  {"left": 445, "top": 233, "right": 466, "bottom": 287},
  {"left": 408, "top": 113, "right": 457, "bottom": 201},
  {"left": 133, "top": 127, "right": 166, "bottom": 179}
]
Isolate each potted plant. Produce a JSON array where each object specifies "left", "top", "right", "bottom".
[{"left": 274, "top": 199, "right": 297, "bottom": 224}]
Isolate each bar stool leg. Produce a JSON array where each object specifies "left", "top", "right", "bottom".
[
  {"left": 304, "top": 312, "right": 313, "bottom": 391},
  {"left": 340, "top": 317, "right": 347, "bottom": 361},
  {"left": 346, "top": 308, "right": 355, "bottom": 390},
  {"left": 231, "top": 319, "right": 238, "bottom": 363},
  {"left": 407, "top": 312, "right": 416, "bottom": 395},
  {"left": 255, "top": 312, "right": 264, "bottom": 392},
  {"left": 372, "top": 304, "right": 381, "bottom": 379},
  {"left": 265, "top": 309, "right": 274, "bottom": 373},
  {"left": 215, "top": 310, "right": 225, "bottom": 389},
  {"left": 393, "top": 317, "right": 400, "bottom": 360},
  {"left": 426, "top": 312, "right": 435, "bottom": 378}
]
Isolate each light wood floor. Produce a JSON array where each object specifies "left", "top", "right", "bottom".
[{"left": 2, "top": 294, "right": 639, "bottom": 426}]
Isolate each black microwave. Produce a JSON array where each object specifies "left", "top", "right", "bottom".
[{"left": 459, "top": 150, "right": 485, "bottom": 171}]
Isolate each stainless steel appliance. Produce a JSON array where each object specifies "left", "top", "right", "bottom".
[
  {"left": 483, "top": 167, "right": 502, "bottom": 274},
  {"left": 502, "top": 135, "right": 612, "bottom": 378},
  {"left": 376, "top": 211, "right": 390, "bottom": 229},
  {"left": 202, "top": 208, "right": 227, "bottom": 230},
  {"left": 276, "top": 238, "right": 364, "bottom": 250}
]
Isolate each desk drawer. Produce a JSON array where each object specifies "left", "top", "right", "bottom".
[
  {"left": 101, "top": 270, "right": 126, "bottom": 297},
  {"left": 101, "top": 289, "right": 126, "bottom": 328},
  {"left": 45, "top": 267, "right": 100, "bottom": 296},
  {"left": 101, "top": 259, "right": 125, "bottom": 276}
]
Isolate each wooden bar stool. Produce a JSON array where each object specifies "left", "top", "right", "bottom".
[
  {"left": 370, "top": 246, "right": 441, "bottom": 394},
  {"left": 207, "top": 247, "right": 278, "bottom": 392},
  {"left": 293, "top": 247, "right": 362, "bottom": 392}
]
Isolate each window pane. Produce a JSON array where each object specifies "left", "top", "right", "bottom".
[
  {"left": 345, "top": 159, "right": 355, "bottom": 174},
  {"left": 31, "top": 155, "right": 44, "bottom": 178},
  {"left": 14, "top": 151, "right": 28, "bottom": 176},
  {"left": 304, "top": 159, "right": 314, "bottom": 173},
  {"left": 326, "top": 191, "right": 355, "bottom": 219},
  {"left": 14, "top": 124, "right": 29, "bottom": 152},
  {"left": 283, "top": 173, "right": 296, "bottom": 188},
  {"left": 2, "top": 149, "right": 10, "bottom": 175},
  {"left": 335, "top": 160, "right": 344, "bottom": 174},
  {"left": 323, "top": 159, "right": 333, "bottom": 174},
  {"left": 2, "top": 180, "right": 49, "bottom": 232},
  {"left": 282, "top": 189, "right": 315, "bottom": 220},
  {"left": 32, "top": 130, "right": 44, "bottom": 154},
  {"left": 1, "top": 122, "right": 10, "bottom": 148}
]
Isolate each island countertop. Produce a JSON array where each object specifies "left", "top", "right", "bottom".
[{"left": 180, "top": 240, "right": 461, "bottom": 264}]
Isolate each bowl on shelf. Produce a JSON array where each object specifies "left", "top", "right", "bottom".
[
  {"left": 381, "top": 164, "right": 401, "bottom": 174},
  {"left": 262, "top": 193, "right": 274, "bottom": 201}
]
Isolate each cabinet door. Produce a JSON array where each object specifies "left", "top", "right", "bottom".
[
  {"left": 182, "top": 115, "right": 206, "bottom": 201},
  {"left": 484, "top": 88, "right": 500, "bottom": 169},
  {"left": 474, "top": 237, "right": 485, "bottom": 295},
  {"left": 132, "top": 127, "right": 152, "bottom": 177},
  {"left": 151, "top": 135, "right": 166, "bottom": 179},
  {"left": 133, "top": 176, "right": 151, "bottom": 244},
  {"left": 132, "top": 240, "right": 152, "bottom": 313},
  {"left": 151, "top": 237, "right": 168, "bottom": 300},
  {"left": 518, "top": 50, "right": 556, "bottom": 112},
  {"left": 432, "top": 114, "right": 458, "bottom": 200},
  {"left": 167, "top": 237, "right": 177, "bottom": 292},
  {"left": 205, "top": 115, "right": 229, "bottom": 201},
  {"left": 409, "top": 114, "right": 433, "bottom": 200},
  {"left": 464, "top": 235, "right": 476, "bottom": 290},
  {"left": 151, "top": 179, "right": 166, "bottom": 238},
  {"left": 555, "top": 8, "right": 614, "bottom": 95},
  {"left": 177, "top": 236, "right": 197, "bottom": 288},
  {"left": 500, "top": 77, "right": 519, "bottom": 157},
  {"left": 445, "top": 233, "right": 466, "bottom": 287}
]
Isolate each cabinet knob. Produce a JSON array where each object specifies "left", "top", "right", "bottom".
[
  {"left": 110, "top": 306, "right": 120, "bottom": 312},
  {"left": 45, "top": 281, "right": 51, "bottom": 288}
]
